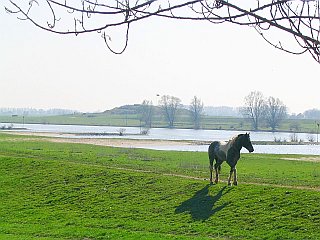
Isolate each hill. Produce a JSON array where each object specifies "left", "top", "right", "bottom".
[
  {"left": 104, "top": 104, "right": 143, "bottom": 115},
  {"left": 104, "top": 104, "right": 192, "bottom": 116}
]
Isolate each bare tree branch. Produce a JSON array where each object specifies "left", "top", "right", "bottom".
[
  {"left": 189, "top": 96, "right": 204, "bottom": 129},
  {"left": 265, "top": 96, "right": 287, "bottom": 131},
  {"left": 159, "top": 95, "right": 181, "bottom": 128},
  {"left": 241, "top": 91, "right": 266, "bottom": 131},
  {"left": 5, "top": 0, "right": 320, "bottom": 63}
]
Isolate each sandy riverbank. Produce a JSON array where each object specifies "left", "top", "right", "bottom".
[{"left": 3, "top": 131, "right": 198, "bottom": 148}]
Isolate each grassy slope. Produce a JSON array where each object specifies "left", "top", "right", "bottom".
[{"left": 0, "top": 133, "right": 319, "bottom": 239}]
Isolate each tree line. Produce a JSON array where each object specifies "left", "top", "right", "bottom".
[
  {"left": 139, "top": 91, "right": 288, "bottom": 131},
  {"left": 241, "top": 91, "right": 287, "bottom": 131},
  {"left": 0, "top": 108, "right": 78, "bottom": 116},
  {"left": 140, "top": 95, "right": 204, "bottom": 130}
]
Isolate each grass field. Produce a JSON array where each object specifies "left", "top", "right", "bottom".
[{"left": 0, "top": 133, "right": 319, "bottom": 239}]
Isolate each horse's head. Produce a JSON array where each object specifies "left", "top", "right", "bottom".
[{"left": 241, "top": 133, "right": 254, "bottom": 153}]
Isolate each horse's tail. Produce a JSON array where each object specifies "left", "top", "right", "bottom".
[{"left": 208, "top": 142, "right": 222, "bottom": 173}]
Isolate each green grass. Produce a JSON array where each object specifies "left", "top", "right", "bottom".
[{"left": 0, "top": 133, "right": 319, "bottom": 239}]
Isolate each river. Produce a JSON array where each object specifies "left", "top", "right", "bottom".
[{"left": 2, "top": 123, "right": 320, "bottom": 155}]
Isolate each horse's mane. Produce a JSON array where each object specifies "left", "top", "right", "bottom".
[
  {"left": 227, "top": 134, "right": 245, "bottom": 148},
  {"left": 228, "top": 134, "right": 241, "bottom": 145},
  {"left": 218, "top": 134, "right": 244, "bottom": 150}
]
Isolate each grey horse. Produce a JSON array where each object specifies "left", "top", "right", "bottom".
[{"left": 208, "top": 133, "right": 254, "bottom": 186}]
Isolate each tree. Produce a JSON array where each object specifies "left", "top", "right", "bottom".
[
  {"left": 5, "top": 0, "right": 320, "bottom": 62},
  {"left": 265, "top": 96, "right": 287, "bottom": 131},
  {"left": 139, "top": 100, "right": 153, "bottom": 128},
  {"left": 189, "top": 96, "right": 204, "bottom": 129},
  {"left": 303, "top": 109, "right": 320, "bottom": 119},
  {"left": 241, "top": 91, "right": 266, "bottom": 131},
  {"left": 159, "top": 95, "right": 181, "bottom": 128}
]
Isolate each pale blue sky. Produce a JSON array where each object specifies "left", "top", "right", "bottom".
[{"left": 1, "top": 1, "right": 320, "bottom": 114}]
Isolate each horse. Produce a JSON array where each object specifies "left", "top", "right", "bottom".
[{"left": 208, "top": 133, "right": 254, "bottom": 186}]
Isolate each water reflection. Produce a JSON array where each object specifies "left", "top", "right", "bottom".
[{"left": 136, "top": 144, "right": 320, "bottom": 155}]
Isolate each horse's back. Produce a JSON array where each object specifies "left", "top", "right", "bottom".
[{"left": 208, "top": 141, "right": 229, "bottom": 163}]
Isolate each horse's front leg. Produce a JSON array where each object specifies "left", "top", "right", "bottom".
[
  {"left": 227, "top": 167, "right": 235, "bottom": 186},
  {"left": 233, "top": 168, "right": 238, "bottom": 186}
]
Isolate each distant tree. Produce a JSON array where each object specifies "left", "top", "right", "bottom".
[
  {"left": 265, "top": 96, "right": 287, "bottom": 131},
  {"left": 139, "top": 100, "right": 153, "bottom": 128},
  {"left": 241, "top": 91, "right": 266, "bottom": 131},
  {"left": 159, "top": 95, "right": 181, "bottom": 128},
  {"left": 303, "top": 109, "right": 320, "bottom": 119},
  {"left": 189, "top": 96, "right": 204, "bottom": 129}
]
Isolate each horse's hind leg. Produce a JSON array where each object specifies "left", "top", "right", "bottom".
[
  {"left": 209, "top": 154, "right": 214, "bottom": 184},
  {"left": 209, "top": 157, "right": 214, "bottom": 184},
  {"left": 209, "top": 157, "right": 220, "bottom": 184},
  {"left": 214, "top": 162, "right": 220, "bottom": 184}
]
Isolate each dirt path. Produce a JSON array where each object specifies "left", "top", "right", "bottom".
[
  {"left": 280, "top": 157, "right": 320, "bottom": 162},
  {"left": 111, "top": 166, "right": 320, "bottom": 192},
  {"left": 67, "top": 161, "right": 320, "bottom": 192}
]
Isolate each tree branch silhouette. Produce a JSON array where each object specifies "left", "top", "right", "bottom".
[{"left": 5, "top": 0, "right": 320, "bottom": 62}]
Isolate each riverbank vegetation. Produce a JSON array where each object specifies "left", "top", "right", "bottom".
[
  {"left": 0, "top": 110, "right": 319, "bottom": 134},
  {"left": 0, "top": 133, "right": 319, "bottom": 239}
]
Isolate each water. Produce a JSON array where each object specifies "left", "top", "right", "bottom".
[
  {"left": 5, "top": 123, "right": 317, "bottom": 141},
  {"left": 137, "top": 144, "right": 320, "bottom": 155},
  {"left": 3, "top": 123, "right": 320, "bottom": 155}
]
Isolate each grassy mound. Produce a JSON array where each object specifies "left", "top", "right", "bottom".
[{"left": 0, "top": 133, "right": 319, "bottom": 239}]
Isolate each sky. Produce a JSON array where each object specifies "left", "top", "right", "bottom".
[{"left": 1, "top": 1, "right": 320, "bottom": 114}]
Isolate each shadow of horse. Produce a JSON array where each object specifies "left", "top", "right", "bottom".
[{"left": 175, "top": 185, "right": 231, "bottom": 221}]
